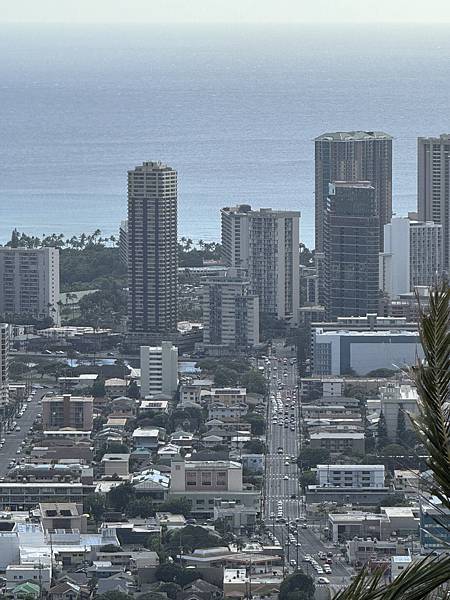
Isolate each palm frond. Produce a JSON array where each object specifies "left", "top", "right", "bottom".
[
  {"left": 333, "top": 554, "right": 450, "bottom": 600},
  {"left": 409, "top": 283, "right": 450, "bottom": 509}
]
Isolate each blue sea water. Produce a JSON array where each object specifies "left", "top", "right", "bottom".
[{"left": 1, "top": 23, "right": 450, "bottom": 248}]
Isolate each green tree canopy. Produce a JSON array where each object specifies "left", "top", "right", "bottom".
[
  {"left": 243, "top": 439, "right": 267, "bottom": 454},
  {"left": 245, "top": 412, "right": 266, "bottom": 435},
  {"left": 297, "top": 447, "right": 330, "bottom": 470},
  {"left": 240, "top": 369, "right": 267, "bottom": 395},
  {"left": 279, "top": 570, "right": 315, "bottom": 600}
]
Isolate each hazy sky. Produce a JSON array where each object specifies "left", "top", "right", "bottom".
[{"left": 2, "top": 0, "right": 450, "bottom": 24}]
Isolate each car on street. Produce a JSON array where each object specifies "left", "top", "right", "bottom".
[{"left": 317, "top": 577, "right": 330, "bottom": 585}]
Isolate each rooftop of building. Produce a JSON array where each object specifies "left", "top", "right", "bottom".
[
  {"left": 310, "top": 432, "right": 364, "bottom": 439},
  {"left": 314, "top": 328, "right": 420, "bottom": 337},
  {"left": 39, "top": 502, "right": 82, "bottom": 518},
  {"left": 316, "top": 130, "right": 393, "bottom": 141},
  {"left": 317, "top": 464, "right": 385, "bottom": 471}
]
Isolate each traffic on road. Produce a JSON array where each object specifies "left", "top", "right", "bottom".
[{"left": 262, "top": 354, "right": 353, "bottom": 589}]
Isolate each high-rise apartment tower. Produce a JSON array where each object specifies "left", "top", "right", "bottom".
[
  {"left": 418, "top": 134, "right": 450, "bottom": 269},
  {"left": 221, "top": 205, "right": 300, "bottom": 323},
  {"left": 127, "top": 162, "right": 178, "bottom": 339}
]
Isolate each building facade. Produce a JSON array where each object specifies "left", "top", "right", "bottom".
[
  {"left": 315, "top": 131, "right": 392, "bottom": 252},
  {"left": 324, "top": 182, "right": 380, "bottom": 320},
  {"left": 379, "top": 383, "right": 419, "bottom": 441},
  {"left": 221, "top": 205, "right": 300, "bottom": 323},
  {"left": 312, "top": 327, "right": 423, "bottom": 376},
  {"left": 201, "top": 273, "right": 259, "bottom": 352},
  {"left": 0, "top": 247, "right": 60, "bottom": 325},
  {"left": 380, "top": 216, "right": 442, "bottom": 297},
  {"left": 316, "top": 464, "right": 385, "bottom": 488},
  {"left": 0, "top": 323, "right": 9, "bottom": 408},
  {"left": 140, "top": 341, "right": 178, "bottom": 397},
  {"left": 127, "top": 161, "right": 177, "bottom": 340},
  {"left": 42, "top": 394, "right": 93, "bottom": 431},
  {"left": 418, "top": 133, "right": 450, "bottom": 269}
]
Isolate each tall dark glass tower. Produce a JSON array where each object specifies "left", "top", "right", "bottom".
[
  {"left": 324, "top": 181, "right": 380, "bottom": 320},
  {"left": 315, "top": 131, "right": 392, "bottom": 252}
]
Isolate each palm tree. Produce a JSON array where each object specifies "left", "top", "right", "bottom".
[{"left": 334, "top": 283, "right": 450, "bottom": 599}]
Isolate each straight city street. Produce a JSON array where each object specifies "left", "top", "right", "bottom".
[{"left": 262, "top": 355, "right": 353, "bottom": 589}]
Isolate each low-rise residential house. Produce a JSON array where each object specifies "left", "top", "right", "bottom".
[
  {"left": 208, "top": 403, "right": 248, "bottom": 422},
  {"left": 109, "top": 396, "right": 137, "bottom": 417},
  {"left": 171, "top": 431, "right": 195, "bottom": 448},
  {"left": 39, "top": 502, "right": 87, "bottom": 534},
  {"left": 132, "top": 427, "right": 165, "bottom": 450},
  {"left": 139, "top": 398, "right": 170, "bottom": 415},
  {"left": 177, "top": 579, "right": 223, "bottom": 600},
  {"left": 101, "top": 454, "right": 130, "bottom": 478},
  {"left": 105, "top": 417, "right": 128, "bottom": 431},
  {"left": 105, "top": 378, "right": 128, "bottom": 398},
  {"left": 155, "top": 512, "right": 187, "bottom": 530},
  {"left": 6, "top": 564, "right": 52, "bottom": 591},
  {"left": 48, "top": 581, "right": 84, "bottom": 600}
]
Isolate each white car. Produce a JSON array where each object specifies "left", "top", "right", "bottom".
[{"left": 317, "top": 577, "right": 330, "bottom": 585}]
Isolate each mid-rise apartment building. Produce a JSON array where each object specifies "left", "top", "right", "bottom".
[
  {"left": 0, "top": 247, "right": 60, "bottom": 325},
  {"left": 169, "top": 457, "right": 260, "bottom": 517},
  {"left": 315, "top": 131, "right": 392, "bottom": 251},
  {"left": 316, "top": 464, "right": 385, "bottom": 488},
  {"left": 221, "top": 205, "right": 300, "bottom": 323},
  {"left": 140, "top": 341, "right": 178, "bottom": 397},
  {"left": 42, "top": 394, "right": 93, "bottom": 431},
  {"left": 127, "top": 161, "right": 177, "bottom": 340},
  {"left": 201, "top": 273, "right": 259, "bottom": 353}
]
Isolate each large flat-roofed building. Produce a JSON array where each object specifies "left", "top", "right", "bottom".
[
  {"left": 312, "top": 328, "right": 423, "bottom": 376},
  {"left": 0, "top": 247, "right": 60, "bottom": 325},
  {"left": 0, "top": 483, "right": 85, "bottom": 510},
  {"left": 316, "top": 464, "right": 385, "bottom": 488},
  {"left": 315, "top": 131, "right": 392, "bottom": 251},
  {"left": 309, "top": 432, "right": 365, "bottom": 454},
  {"left": 42, "top": 394, "right": 93, "bottom": 431},
  {"left": 127, "top": 161, "right": 177, "bottom": 341},
  {"left": 221, "top": 205, "right": 300, "bottom": 323},
  {"left": 418, "top": 133, "right": 450, "bottom": 268}
]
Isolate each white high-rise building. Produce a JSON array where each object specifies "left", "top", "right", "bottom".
[
  {"left": 140, "top": 341, "right": 178, "bottom": 398},
  {"left": 0, "top": 247, "right": 60, "bottom": 325},
  {"left": 202, "top": 272, "right": 259, "bottom": 353},
  {"left": 380, "top": 216, "right": 442, "bottom": 297},
  {"left": 221, "top": 205, "right": 300, "bottom": 323},
  {"left": 0, "top": 324, "right": 9, "bottom": 408}
]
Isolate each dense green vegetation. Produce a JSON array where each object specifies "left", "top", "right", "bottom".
[{"left": 196, "top": 358, "right": 267, "bottom": 395}]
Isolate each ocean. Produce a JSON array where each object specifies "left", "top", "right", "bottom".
[{"left": 1, "top": 23, "right": 450, "bottom": 248}]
